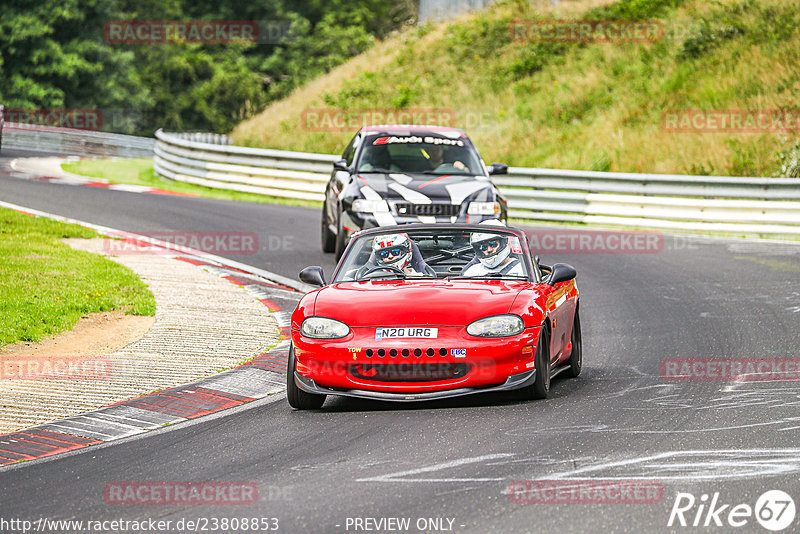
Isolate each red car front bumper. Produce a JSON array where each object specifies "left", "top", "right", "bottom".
[{"left": 291, "top": 325, "right": 542, "bottom": 401}]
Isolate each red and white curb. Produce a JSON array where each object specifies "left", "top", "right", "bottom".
[
  {"left": 0, "top": 201, "right": 306, "bottom": 467},
  {"left": 5, "top": 157, "right": 194, "bottom": 197}
]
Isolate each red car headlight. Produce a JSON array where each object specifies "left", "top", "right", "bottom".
[
  {"left": 300, "top": 317, "right": 350, "bottom": 339},
  {"left": 467, "top": 314, "right": 524, "bottom": 337}
]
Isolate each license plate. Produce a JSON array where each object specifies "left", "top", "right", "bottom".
[{"left": 375, "top": 327, "right": 438, "bottom": 340}]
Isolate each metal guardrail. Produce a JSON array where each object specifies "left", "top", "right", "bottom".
[
  {"left": 155, "top": 129, "right": 800, "bottom": 235},
  {"left": 160, "top": 131, "right": 233, "bottom": 146},
  {"left": 0, "top": 122, "right": 154, "bottom": 158},
  {"left": 496, "top": 169, "right": 800, "bottom": 234},
  {"left": 154, "top": 129, "right": 335, "bottom": 202},
  {"left": 418, "top": 0, "right": 495, "bottom": 23}
]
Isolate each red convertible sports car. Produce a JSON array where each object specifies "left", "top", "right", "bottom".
[{"left": 288, "top": 223, "right": 581, "bottom": 409}]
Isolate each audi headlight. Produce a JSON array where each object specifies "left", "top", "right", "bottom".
[
  {"left": 300, "top": 317, "right": 350, "bottom": 339},
  {"left": 467, "top": 201, "right": 500, "bottom": 216},
  {"left": 467, "top": 314, "right": 524, "bottom": 337},
  {"left": 351, "top": 199, "right": 390, "bottom": 213}
]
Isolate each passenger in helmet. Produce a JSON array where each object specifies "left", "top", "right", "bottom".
[
  {"left": 462, "top": 230, "right": 524, "bottom": 277},
  {"left": 357, "top": 233, "right": 434, "bottom": 278}
]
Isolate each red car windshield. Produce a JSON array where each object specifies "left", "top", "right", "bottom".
[{"left": 334, "top": 228, "right": 531, "bottom": 282}]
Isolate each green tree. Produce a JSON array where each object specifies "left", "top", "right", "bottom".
[{"left": 0, "top": 0, "right": 414, "bottom": 134}]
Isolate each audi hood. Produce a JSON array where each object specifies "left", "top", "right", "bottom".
[{"left": 354, "top": 172, "right": 496, "bottom": 206}]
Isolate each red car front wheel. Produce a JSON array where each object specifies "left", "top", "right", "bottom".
[
  {"left": 287, "top": 344, "right": 326, "bottom": 410},
  {"left": 516, "top": 325, "right": 551, "bottom": 401},
  {"left": 564, "top": 308, "right": 582, "bottom": 378}
]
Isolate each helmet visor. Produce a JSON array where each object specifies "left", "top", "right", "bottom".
[
  {"left": 474, "top": 239, "right": 501, "bottom": 254},
  {"left": 378, "top": 246, "right": 406, "bottom": 261}
]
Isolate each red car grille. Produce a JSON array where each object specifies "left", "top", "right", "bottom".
[
  {"left": 365, "top": 347, "right": 448, "bottom": 358},
  {"left": 350, "top": 363, "right": 469, "bottom": 382}
]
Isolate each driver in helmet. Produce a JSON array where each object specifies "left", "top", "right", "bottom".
[
  {"left": 462, "top": 228, "right": 524, "bottom": 277},
  {"left": 426, "top": 144, "right": 468, "bottom": 172},
  {"left": 361, "top": 233, "right": 432, "bottom": 277}
]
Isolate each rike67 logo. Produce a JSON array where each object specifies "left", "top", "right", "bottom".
[{"left": 668, "top": 490, "right": 796, "bottom": 531}]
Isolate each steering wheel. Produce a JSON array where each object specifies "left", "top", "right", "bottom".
[{"left": 362, "top": 265, "right": 406, "bottom": 278}]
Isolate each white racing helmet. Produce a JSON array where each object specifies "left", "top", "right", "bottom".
[
  {"left": 471, "top": 220, "right": 509, "bottom": 269},
  {"left": 372, "top": 233, "right": 412, "bottom": 270}
]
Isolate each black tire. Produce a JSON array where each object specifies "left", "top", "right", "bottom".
[
  {"left": 334, "top": 210, "right": 347, "bottom": 262},
  {"left": 321, "top": 202, "right": 335, "bottom": 253},
  {"left": 286, "top": 344, "right": 325, "bottom": 410},
  {"left": 564, "top": 307, "right": 582, "bottom": 378},
  {"left": 516, "top": 325, "right": 551, "bottom": 400}
]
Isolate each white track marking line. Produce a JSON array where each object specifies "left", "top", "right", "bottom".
[
  {"left": 546, "top": 449, "right": 800, "bottom": 481},
  {"left": 356, "top": 453, "right": 513, "bottom": 483}
]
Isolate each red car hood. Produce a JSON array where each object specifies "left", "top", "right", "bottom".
[{"left": 312, "top": 280, "right": 527, "bottom": 327}]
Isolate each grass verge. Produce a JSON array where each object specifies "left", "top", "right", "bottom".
[
  {"left": 232, "top": 0, "right": 800, "bottom": 177},
  {"left": 61, "top": 158, "right": 320, "bottom": 208},
  {"left": 0, "top": 207, "right": 156, "bottom": 348}
]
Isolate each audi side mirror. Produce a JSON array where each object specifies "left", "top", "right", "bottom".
[{"left": 488, "top": 163, "right": 508, "bottom": 175}]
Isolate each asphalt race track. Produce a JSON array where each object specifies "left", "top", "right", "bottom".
[{"left": 2, "top": 155, "right": 800, "bottom": 533}]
